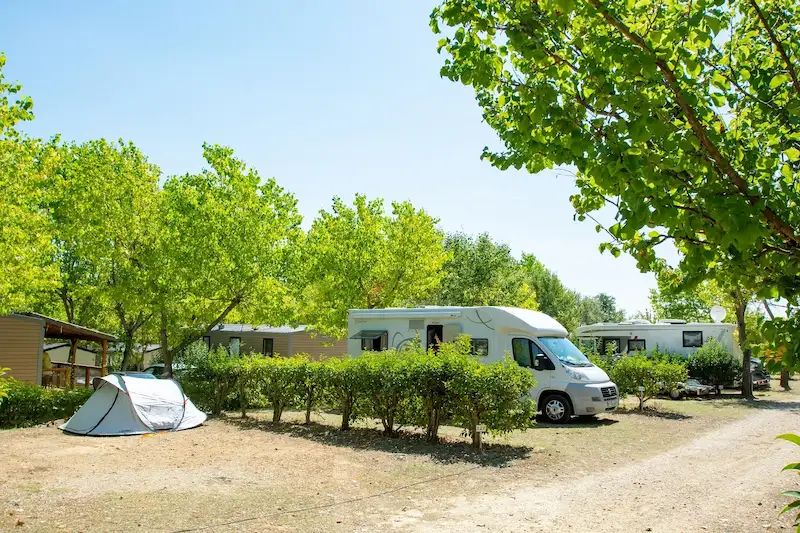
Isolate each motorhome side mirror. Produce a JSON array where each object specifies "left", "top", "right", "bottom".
[{"left": 533, "top": 358, "right": 540, "bottom": 370}]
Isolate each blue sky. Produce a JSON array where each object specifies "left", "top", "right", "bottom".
[{"left": 1, "top": 0, "right": 661, "bottom": 315}]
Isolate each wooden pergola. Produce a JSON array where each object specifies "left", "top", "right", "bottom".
[{"left": 14, "top": 312, "right": 118, "bottom": 388}]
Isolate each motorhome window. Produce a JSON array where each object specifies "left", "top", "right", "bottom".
[
  {"left": 628, "top": 339, "right": 646, "bottom": 352},
  {"left": 512, "top": 338, "right": 532, "bottom": 367},
  {"left": 601, "top": 338, "right": 620, "bottom": 355},
  {"left": 229, "top": 337, "right": 241, "bottom": 356},
  {"left": 263, "top": 338, "right": 274, "bottom": 357},
  {"left": 537, "top": 337, "right": 593, "bottom": 367},
  {"left": 471, "top": 338, "right": 489, "bottom": 357},
  {"left": 350, "top": 330, "right": 389, "bottom": 352},
  {"left": 683, "top": 331, "right": 703, "bottom": 348}
]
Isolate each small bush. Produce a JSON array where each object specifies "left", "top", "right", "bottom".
[
  {"left": 613, "top": 354, "right": 687, "bottom": 410},
  {"left": 180, "top": 344, "right": 242, "bottom": 415},
  {"left": 686, "top": 339, "right": 740, "bottom": 391},
  {"left": 0, "top": 380, "right": 94, "bottom": 428},
  {"left": 323, "top": 356, "right": 367, "bottom": 430}
]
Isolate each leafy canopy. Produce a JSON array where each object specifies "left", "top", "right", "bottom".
[
  {"left": 432, "top": 0, "right": 800, "bottom": 360},
  {"left": 300, "top": 194, "right": 448, "bottom": 338}
]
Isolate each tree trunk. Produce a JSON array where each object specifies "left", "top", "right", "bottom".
[
  {"left": 305, "top": 396, "right": 313, "bottom": 424},
  {"left": 159, "top": 307, "right": 173, "bottom": 379},
  {"left": 239, "top": 375, "right": 247, "bottom": 418},
  {"left": 735, "top": 299, "right": 754, "bottom": 400},
  {"left": 272, "top": 404, "right": 283, "bottom": 423},
  {"left": 120, "top": 329, "right": 135, "bottom": 372},
  {"left": 426, "top": 408, "right": 441, "bottom": 443},
  {"left": 781, "top": 367, "right": 791, "bottom": 391},
  {"left": 340, "top": 398, "right": 352, "bottom": 431}
]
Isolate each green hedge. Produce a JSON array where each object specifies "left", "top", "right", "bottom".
[
  {"left": 179, "top": 336, "right": 537, "bottom": 448},
  {"left": 0, "top": 380, "right": 94, "bottom": 428}
]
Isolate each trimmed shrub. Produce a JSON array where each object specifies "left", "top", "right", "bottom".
[
  {"left": 686, "top": 339, "right": 741, "bottom": 391},
  {"left": 0, "top": 380, "right": 94, "bottom": 428},
  {"left": 613, "top": 353, "right": 687, "bottom": 410},
  {"left": 323, "top": 356, "right": 367, "bottom": 431},
  {"left": 360, "top": 349, "right": 418, "bottom": 436},
  {"left": 247, "top": 357, "right": 306, "bottom": 423},
  {"left": 180, "top": 344, "right": 242, "bottom": 415},
  {"left": 447, "top": 353, "right": 537, "bottom": 448}
]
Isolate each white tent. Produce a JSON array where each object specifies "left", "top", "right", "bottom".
[{"left": 61, "top": 374, "right": 206, "bottom": 436}]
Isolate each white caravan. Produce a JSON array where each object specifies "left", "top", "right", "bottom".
[
  {"left": 347, "top": 306, "right": 619, "bottom": 423},
  {"left": 575, "top": 320, "right": 741, "bottom": 359}
]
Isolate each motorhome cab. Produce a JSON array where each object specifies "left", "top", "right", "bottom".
[{"left": 347, "top": 306, "right": 619, "bottom": 423}]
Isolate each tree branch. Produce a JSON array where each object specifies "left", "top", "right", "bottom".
[
  {"left": 748, "top": 0, "right": 800, "bottom": 98},
  {"left": 587, "top": 0, "right": 799, "bottom": 247}
]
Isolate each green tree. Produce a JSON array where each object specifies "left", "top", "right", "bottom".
[
  {"left": 519, "top": 254, "right": 581, "bottom": 330},
  {"left": 431, "top": 232, "right": 536, "bottom": 308},
  {"left": 300, "top": 194, "right": 448, "bottom": 338},
  {"left": 595, "top": 293, "right": 626, "bottom": 323},
  {"left": 432, "top": 0, "right": 800, "bottom": 368},
  {"left": 152, "top": 144, "right": 303, "bottom": 377},
  {"left": 46, "top": 140, "right": 162, "bottom": 371},
  {"left": 0, "top": 53, "right": 57, "bottom": 313}
]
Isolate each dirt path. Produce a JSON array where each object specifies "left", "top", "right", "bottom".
[{"left": 389, "top": 407, "right": 800, "bottom": 533}]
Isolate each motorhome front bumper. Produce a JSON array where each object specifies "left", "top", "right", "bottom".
[{"left": 566, "top": 382, "right": 619, "bottom": 415}]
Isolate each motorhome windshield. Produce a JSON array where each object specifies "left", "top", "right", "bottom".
[{"left": 537, "top": 337, "right": 593, "bottom": 367}]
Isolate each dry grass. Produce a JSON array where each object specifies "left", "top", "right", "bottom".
[{"left": 1, "top": 386, "right": 797, "bottom": 533}]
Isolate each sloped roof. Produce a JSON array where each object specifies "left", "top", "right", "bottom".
[
  {"left": 213, "top": 324, "right": 306, "bottom": 334},
  {"left": 12, "top": 312, "right": 117, "bottom": 342}
]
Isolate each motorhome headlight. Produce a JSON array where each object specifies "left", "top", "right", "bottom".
[{"left": 564, "top": 367, "right": 586, "bottom": 381}]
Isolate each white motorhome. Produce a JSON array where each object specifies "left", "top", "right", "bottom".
[
  {"left": 575, "top": 320, "right": 742, "bottom": 359},
  {"left": 347, "top": 306, "right": 619, "bottom": 423}
]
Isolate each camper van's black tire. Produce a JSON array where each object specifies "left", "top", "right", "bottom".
[{"left": 541, "top": 393, "right": 572, "bottom": 423}]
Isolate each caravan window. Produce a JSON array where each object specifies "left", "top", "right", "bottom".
[
  {"left": 471, "top": 338, "right": 489, "bottom": 357},
  {"left": 229, "top": 337, "right": 241, "bottom": 356},
  {"left": 628, "top": 339, "right": 646, "bottom": 352},
  {"left": 263, "top": 338, "right": 274, "bottom": 357},
  {"left": 683, "top": 331, "right": 703, "bottom": 348},
  {"left": 350, "top": 330, "right": 389, "bottom": 351}
]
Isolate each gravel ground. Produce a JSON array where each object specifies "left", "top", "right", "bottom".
[{"left": 387, "top": 406, "right": 800, "bottom": 533}]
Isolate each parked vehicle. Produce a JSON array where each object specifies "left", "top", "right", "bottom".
[
  {"left": 680, "top": 378, "right": 715, "bottom": 397},
  {"left": 575, "top": 320, "right": 741, "bottom": 359},
  {"left": 142, "top": 363, "right": 188, "bottom": 378},
  {"left": 348, "top": 306, "right": 619, "bottom": 423}
]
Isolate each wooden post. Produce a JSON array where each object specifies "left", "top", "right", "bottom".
[
  {"left": 68, "top": 339, "right": 78, "bottom": 389},
  {"left": 100, "top": 340, "right": 108, "bottom": 377},
  {"left": 84, "top": 367, "right": 90, "bottom": 389}
]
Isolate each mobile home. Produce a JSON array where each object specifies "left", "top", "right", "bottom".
[
  {"left": 347, "top": 306, "right": 619, "bottom": 423},
  {"left": 574, "top": 320, "right": 741, "bottom": 359}
]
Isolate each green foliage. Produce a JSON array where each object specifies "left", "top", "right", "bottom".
[
  {"left": 0, "top": 368, "right": 10, "bottom": 406},
  {"left": 359, "top": 350, "right": 419, "bottom": 436},
  {"left": 776, "top": 433, "right": 800, "bottom": 531},
  {"left": 432, "top": 0, "right": 800, "bottom": 366},
  {"left": 300, "top": 194, "right": 448, "bottom": 338},
  {"left": 687, "top": 339, "right": 741, "bottom": 389},
  {"left": 0, "top": 380, "right": 93, "bottom": 428},
  {"left": 431, "top": 232, "right": 537, "bottom": 309},
  {"left": 180, "top": 344, "right": 242, "bottom": 415},
  {"left": 613, "top": 354, "right": 687, "bottom": 410},
  {"left": 179, "top": 337, "right": 536, "bottom": 448},
  {"left": 154, "top": 144, "right": 303, "bottom": 375}
]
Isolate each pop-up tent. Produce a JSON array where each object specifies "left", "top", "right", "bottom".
[{"left": 61, "top": 374, "right": 206, "bottom": 436}]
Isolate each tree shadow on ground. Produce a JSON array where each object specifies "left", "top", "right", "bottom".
[
  {"left": 222, "top": 415, "right": 532, "bottom": 466},
  {"left": 614, "top": 406, "right": 693, "bottom": 420}
]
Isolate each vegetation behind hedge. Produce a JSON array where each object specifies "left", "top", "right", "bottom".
[
  {"left": 179, "top": 336, "right": 537, "bottom": 448},
  {"left": 0, "top": 380, "right": 94, "bottom": 428}
]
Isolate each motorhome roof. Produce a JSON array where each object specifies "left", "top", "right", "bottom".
[
  {"left": 349, "top": 306, "right": 568, "bottom": 337},
  {"left": 576, "top": 321, "right": 735, "bottom": 334}
]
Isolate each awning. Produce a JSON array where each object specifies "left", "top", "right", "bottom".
[{"left": 349, "top": 330, "right": 387, "bottom": 340}]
